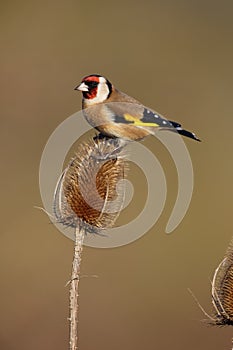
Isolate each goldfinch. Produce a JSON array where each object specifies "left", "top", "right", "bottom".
[{"left": 75, "top": 74, "right": 200, "bottom": 142}]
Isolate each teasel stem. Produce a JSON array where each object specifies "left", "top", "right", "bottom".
[
  {"left": 54, "top": 136, "right": 128, "bottom": 350},
  {"left": 69, "top": 224, "right": 85, "bottom": 350}
]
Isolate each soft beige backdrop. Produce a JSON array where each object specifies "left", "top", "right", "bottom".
[{"left": 1, "top": 1, "right": 233, "bottom": 349}]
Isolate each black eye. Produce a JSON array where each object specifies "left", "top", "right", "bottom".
[{"left": 86, "top": 81, "right": 98, "bottom": 89}]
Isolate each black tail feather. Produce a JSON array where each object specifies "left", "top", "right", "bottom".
[
  {"left": 168, "top": 119, "right": 201, "bottom": 141},
  {"left": 176, "top": 127, "right": 201, "bottom": 142}
]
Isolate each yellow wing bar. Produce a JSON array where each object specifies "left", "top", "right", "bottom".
[{"left": 123, "top": 113, "right": 159, "bottom": 127}]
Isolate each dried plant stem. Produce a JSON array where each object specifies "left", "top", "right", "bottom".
[{"left": 69, "top": 224, "right": 85, "bottom": 350}]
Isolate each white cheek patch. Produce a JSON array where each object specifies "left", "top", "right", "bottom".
[{"left": 84, "top": 77, "right": 109, "bottom": 105}]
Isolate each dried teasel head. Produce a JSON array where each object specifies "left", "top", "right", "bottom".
[
  {"left": 210, "top": 240, "right": 233, "bottom": 326},
  {"left": 190, "top": 238, "right": 233, "bottom": 327},
  {"left": 53, "top": 136, "right": 128, "bottom": 234}
]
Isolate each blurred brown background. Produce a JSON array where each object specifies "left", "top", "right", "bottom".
[{"left": 1, "top": 1, "right": 233, "bottom": 349}]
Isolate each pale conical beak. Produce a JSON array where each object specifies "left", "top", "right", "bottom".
[{"left": 74, "top": 82, "right": 89, "bottom": 92}]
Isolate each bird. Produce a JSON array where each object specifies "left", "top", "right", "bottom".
[{"left": 74, "top": 74, "right": 200, "bottom": 142}]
